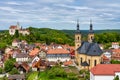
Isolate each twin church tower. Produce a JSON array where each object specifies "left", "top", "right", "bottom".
[
  {"left": 75, "top": 20, "right": 94, "bottom": 50},
  {"left": 75, "top": 20, "right": 103, "bottom": 69}
]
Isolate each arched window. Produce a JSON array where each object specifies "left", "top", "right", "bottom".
[
  {"left": 94, "top": 60, "right": 97, "bottom": 66},
  {"left": 78, "top": 36, "right": 79, "bottom": 40},
  {"left": 81, "top": 57, "right": 82, "bottom": 63},
  {"left": 77, "top": 45, "right": 79, "bottom": 47},
  {"left": 88, "top": 59, "right": 90, "bottom": 65}
]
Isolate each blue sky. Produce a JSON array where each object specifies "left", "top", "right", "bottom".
[{"left": 0, "top": 0, "right": 120, "bottom": 30}]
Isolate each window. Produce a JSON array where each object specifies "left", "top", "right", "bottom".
[
  {"left": 88, "top": 59, "right": 90, "bottom": 65},
  {"left": 78, "top": 36, "right": 79, "bottom": 40},
  {"left": 81, "top": 58, "right": 82, "bottom": 63},
  {"left": 91, "top": 36, "right": 93, "bottom": 39},
  {"left": 94, "top": 60, "right": 97, "bottom": 66}
]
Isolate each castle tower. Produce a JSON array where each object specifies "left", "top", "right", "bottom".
[
  {"left": 75, "top": 20, "right": 81, "bottom": 50},
  {"left": 88, "top": 20, "right": 94, "bottom": 43},
  {"left": 17, "top": 22, "right": 20, "bottom": 30}
]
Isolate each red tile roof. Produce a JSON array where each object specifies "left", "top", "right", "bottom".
[
  {"left": 90, "top": 64, "right": 120, "bottom": 75},
  {"left": 29, "top": 48, "right": 40, "bottom": 56},
  {"left": 63, "top": 60, "right": 73, "bottom": 66},
  {"left": 47, "top": 48, "right": 70, "bottom": 54},
  {"left": 102, "top": 55, "right": 109, "bottom": 60},
  {"left": 112, "top": 49, "right": 120, "bottom": 53},
  {"left": 112, "top": 42, "right": 119, "bottom": 45},
  {"left": 102, "top": 55, "right": 110, "bottom": 62},
  {"left": 21, "top": 62, "right": 30, "bottom": 72},
  {"left": 14, "top": 62, "right": 30, "bottom": 72},
  {"left": 10, "top": 25, "right": 17, "bottom": 29}
]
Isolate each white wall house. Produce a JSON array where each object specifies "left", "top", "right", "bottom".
[
  {"left": 47, "top": 48, "right": 70, "bottom": 62},
  {"left": 103, "top": 51, "right": 111, "bottom": 59},
  {"left": 90, "top": 64, "right": 120, "bottom": 80},
  {"left": 112, "top": 42, "right": 119, "bottom": 49},
  {"left": 12, "top": 41, "right": 20, "bottom": 47},
  {"left": 19, "top": 29, "right": 30, "bottom": 35},
  {"left": 16, "top": 53, "right": 29, "bottom": 62},
  {"left": 9, "top": 26, "right": 18, "bottom": 35}
]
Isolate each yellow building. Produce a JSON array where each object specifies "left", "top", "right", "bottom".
[{"left": 75, "top": 20, "right": 103, "bottom": 70}]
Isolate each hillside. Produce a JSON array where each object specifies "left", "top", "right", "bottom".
[
  {"left": 0, "top": 27, "right": 74, "bottom": 48},
  {"left": 0, "top": 27, "right": 120, "bottom": 49},
  {"left": 28, "top": 27, "right": 74, "bottom": 45}
]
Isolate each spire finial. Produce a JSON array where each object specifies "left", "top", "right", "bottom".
[
  {"left": 77, "top": 19, "right": 79, "bottom": 30},
  {"left": 90, "top": 19, "right": 93, "bottom": 31}
]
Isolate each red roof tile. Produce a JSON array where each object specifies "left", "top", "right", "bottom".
[
  {"left": 10, "top": 25, "right": 17, "bottom": 29},
  {"left": 63, "top": 60, "right": 73, "bottom": 66},
  {"left": 112, "top": 49, "right": 120, "bottom": 53},
  {"left": 102, "top": 55, "right": 109, "bottom": 60},
  {"left": 112, "top": 42, "right": 119, "bottom": 45},
  {"left": 29, "top": 48, "right": 40, "bottom": 56},
  {"left": 90, "top": 64, "right": 120, "bottom": 75},
  {"left": 21, "top": 62, "right": 30, "bottom": 71},
  {"left": 47, "top": 48, "right": 69, "bottom": 54}
]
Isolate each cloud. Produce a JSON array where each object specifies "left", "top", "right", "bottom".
[
  {"left": 36, "top": 0, "right": 75, "bottom": 3},
  {"left": 0, "top": 0, "right": 120, "bottom": 30},
  {"left": 55, "top": 4, "right": 93, "bottom": 10},
  {"left": 5, "top": 1, "right": 22, "bottom": 5}
]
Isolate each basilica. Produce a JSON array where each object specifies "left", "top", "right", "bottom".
[{"left": 75, "top": 20, "right": 103, "bottom": 69}]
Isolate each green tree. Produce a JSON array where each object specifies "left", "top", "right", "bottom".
[
  {"left": 47, "top": 66, "right": 67, "bottom": 79},
  {"left": 9, "top": 67, "right": 19, "bottom": 75},
  {"left": 4, "top": 59, "right": 15, "bottom": 72},
  {"left": 114, "top": 75, "right": 119, "bottom": 80},
  {"left": 0, "top": 68, "right": 3, "bottom": 74},
  {"left": 15, "top": 30, "right": 19, "bottom": 38}
]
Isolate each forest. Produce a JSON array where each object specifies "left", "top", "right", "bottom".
[{"left": 0, "top": 27, "right": 120, "bottom": 49}]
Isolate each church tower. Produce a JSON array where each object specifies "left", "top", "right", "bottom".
[
  {"left": 88, "top": 20, "right": 94, "bottom": 43},
  {"left": 75, "top": 20, "right": 81, "bottom": 50}
]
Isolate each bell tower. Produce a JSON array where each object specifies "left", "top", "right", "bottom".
[
  {"left": 88, "top": 20, "right": 94, "bottom": 43},
  {"left": 75, "top": 20, "right": 81, "bottom": 50}
]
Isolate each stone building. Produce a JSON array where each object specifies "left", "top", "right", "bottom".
[
  {"left": 9, "top": 22, "right": 30, "bottom": 36},
  {"left": 75, "top": 20, "right": 103, "bottom": 69}
]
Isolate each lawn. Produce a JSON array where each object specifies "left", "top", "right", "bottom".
[
  {"left": 38, "top": 71, "right": 68, "bottom": 80},
  {"left": 27, "top": 71, "right": 38, "bottom": 80},
  {"left": 27, "top": 71, "right": 68, "bottom": 80},
  {"left": 27, "top": 66, "right": 89, "bottom": 80}
]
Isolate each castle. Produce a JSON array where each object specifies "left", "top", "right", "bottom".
[
  {"left": 75, "top": 20, "right": 103, "bottom": 69},
  {"left": 9, "top": 22, "right": 30, "bottom": 36}
]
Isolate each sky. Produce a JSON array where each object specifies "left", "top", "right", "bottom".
[{"left": 0, "top": 0, "right": 120, "bottom": 30}]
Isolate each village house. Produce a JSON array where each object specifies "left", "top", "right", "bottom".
[
  {"left": 32, "top": 59, "right": 46, "bottom": 71},
  {"left": 29, "top": 48, "right": 40, "bottom": 57},
  {"left": 19, "top": 29, "right": 30, "bottom": 35},
  {"left": 16, "top": 53, "right": 29, "bottom": 62},
  {"left": 9, "top": 25, "right": 17, "bottom": 35},
  {"left": 38, "top": 49, "right": 47, "bottom": 60},
  {"left": 90, "top": 64, "right": 120, "bottom": 80},
  {"left": 103, "top": 50, "right": 112, "bottom": 59},
  {"left": 102, "top": 55, "right": 110, "bottom": 64},
  {"left": 8, "top": 74, "right": 25, "bottom": 80},
  {"left": 111, "top": 42, "right": 119, "bottom": 49},
  {"left": 12, "top": 39, "right": 20, "bottom": 47},
  {"left": 14, "top": 62, "right": 30, "bottom": 74},
  {"left": 47, "top": 48, "right": 70, "bottom": 62},
  {"left": 111, "top": 49, "right": 120, "bottom": 61}
]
